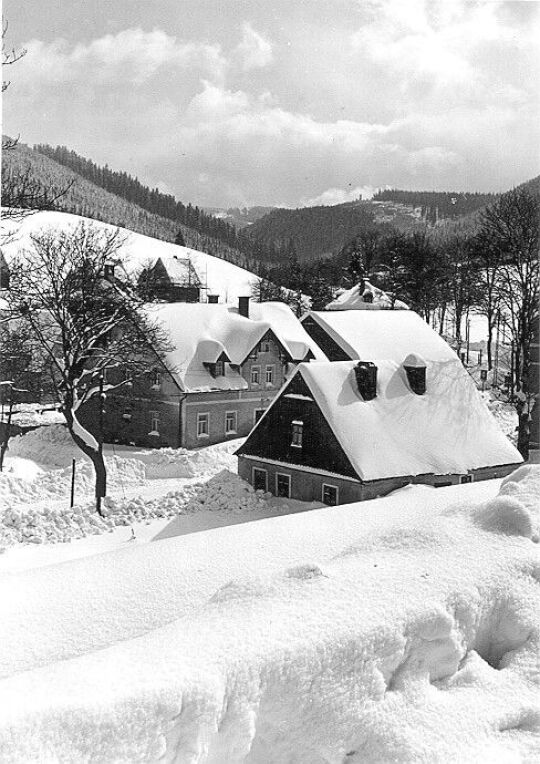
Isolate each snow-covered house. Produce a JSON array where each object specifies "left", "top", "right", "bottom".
[
  {"left": 236, "top": 357, "right": 522, "bottom": 504},
  {"left": 78, "top": 299, "right": 326, "bottom": 449},
  {"left": 324, "top": 280, "right": 408, "bottom": 311},
  {"left": 301, "top": 310, "right": 451, "bottom": 363},
  {"left": 137, "top": 255, "right": 202, "bottom": 303}
]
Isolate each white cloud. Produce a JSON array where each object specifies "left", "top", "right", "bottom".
[
  {"left": 301, "top": 186, "right": 375, "bottom": 207},
  {"left": 15, "top": 29, "right": 226, "bottom": 87},
  {"left": 4, "top": 3, "right": 539, "bottom": 208},
  {"left": 233, "top": 23, "right": 273, "bottom": 71}
]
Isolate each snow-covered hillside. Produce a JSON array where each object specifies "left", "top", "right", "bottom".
[
  {"left": 1, "top": 210, "right": 258, "bottom": 303},
  {"left": 0, "top": 465, "right": 538, "bottom": 761}
]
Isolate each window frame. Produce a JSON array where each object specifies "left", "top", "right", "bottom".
[
  {"left": 150, "top": 410, "right": 160, "bottom": 432},
  {"left": 322, "top": 483, "right": 339, "bottom": 506},
  {"left": 290, "top": 419, "right": 304, "bottom": 448},
  {"left": 151, "top": 368, "right": 162, "bottom": 388},
  {"left": 253, "top": 408, "right": 266, "bottom": 424},
  {"left": 275, "top": 472, "right": 291, "bottom": 498},
  {"left": 225, "top": 410, "right": 238, "bottom": 435},
  {"left": 197, "top": 411, "right": 210, "bottom": 438},
  {"left": 265, "top": 364, "right": 274, "bottom": 385},
  {"left": 250, "top": 365, "right": 261, "bottom": 385},
  {"left": 252, "top": 467, "right": 268, "bottom": 492}
]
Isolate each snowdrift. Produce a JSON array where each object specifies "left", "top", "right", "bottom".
[{"left": 0, "top": 469, "right": 539, "bottom": 761}]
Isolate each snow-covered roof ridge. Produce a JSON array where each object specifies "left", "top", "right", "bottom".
[
  {"left": 147, "top": 301, "right": 326, "bottom": 392},
  {"left": 303, "top": 310, "right": 458, "bottom": 363},
  {"left": 325, "top": 280, "right": 409, "bottom": 311},
  {"left": 267, "top": 358, "right": 522, "bottom": 481}
]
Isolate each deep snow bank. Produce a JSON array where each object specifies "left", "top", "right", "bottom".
[
  {"left": 0, "top": 468, "right": 265, "bottom": 546},
  {"left": 0, "top": 470, "right": 539, "bottom": 761}
]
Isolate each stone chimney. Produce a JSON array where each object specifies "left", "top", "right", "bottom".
[
  {"left": 354, "top": 361, "right": 377, "bottom": 400},
  {"left": 238, "top": 296, "right": 250, "bottom": 318}
]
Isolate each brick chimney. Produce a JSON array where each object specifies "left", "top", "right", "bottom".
[
  {"left": 354, "top": 361, "right": 377, "bottom": 400},
  {"left": 238, "top": 296, "right": 250, "bottom": 318}
]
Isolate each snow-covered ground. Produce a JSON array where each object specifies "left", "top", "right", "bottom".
[
  {"left": 0, "top": 424, "right": 319, "bottom": 570},
  {"left": 0, "top": 467, "right": 538, "bottom": 762},
  {"left": 1, "top": 412, "right": 537, "bottom": 762}
]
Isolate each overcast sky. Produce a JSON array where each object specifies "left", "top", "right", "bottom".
[{"left": 3, "top": 0, "right": 540, "bottom": 208}]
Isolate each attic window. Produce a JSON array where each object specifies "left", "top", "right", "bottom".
[
  {"left": 403, "top": 354, "right": 427, "bottom": 395},
  {"left": 205, "top": 360, "right": 225, "bottom": 378},
  {"left": 151, "top": 369, "right": 162, "bottom": 388},
  {"left": 290, "top": 420, "right": 303, "bottom": 448}
]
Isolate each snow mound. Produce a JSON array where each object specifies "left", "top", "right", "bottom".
[
  {"left": 0, "top": 456, "right": 146, "bottom": 510},
  {"left": 7, "top": 424, "right": 75, "bottom": 466},
  {"left": 0, "top": 468, "right": 266, "bottom": 547},
  {"left": 0, "top": 471, "right": 539, "bottom": 761},
  {"left": 183, "top": 469, "right": 269, "bottom": 514},
  {"left": 474, "top": 465, "right": 540, "bottom": 539}
]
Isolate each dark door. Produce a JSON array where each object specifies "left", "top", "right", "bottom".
[
  {"left": 276, "top": 473, "right": 291, "bottom": 498},
  {"left": 253, "top": 467, "right": 267, "bottom": 492}
]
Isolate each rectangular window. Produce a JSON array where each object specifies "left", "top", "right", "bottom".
[
  {"left": 276, "top": 473, "right": 291, "bottom": 498},
  {"left": 122, "top": 407, "right": 132, "bottom": 421},
  {"left": 225, "top": 411, "right": 237, "bottom": 434},
  {"left": 250, "top": 365, "right": 260, "bottom": 385},
  {"left": 322, "top": 484, "right": 339, "bottom": 506},
  {"left": 265, "top": 365, "right": 274, "bottom": 385},
  {"left": 150, "top": 411, "right": 160, "bottom": 432},
  {"left": 253, "top": 467, "right": 267, "bottom": 492},
  {"left": 151, "top": 369, "right": 162, "bottom": 388},
  {"left": 197, "top": 412, "right": 209, "bottom": 437},
  {"left": 215, "top": 360, "right": 224, "bottom": 377},
  {"left": 290, "top": 420, "right": 303, "bottom": 448},
  {"left": 262, "top": 340, "right": 271, "bottom": 353},
  {"left": 254, "top": 408, "right": 266, "bottom": 424},
  {"left": 461, "top": 475, "right": 473, "bottom": 484}
]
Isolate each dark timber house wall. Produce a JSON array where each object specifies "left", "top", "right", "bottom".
[{"left": 237, "top": 362, "right": 521, "bottom": 506}]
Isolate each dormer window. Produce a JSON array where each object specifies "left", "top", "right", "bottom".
[
  {"left": 403, "top": 353, "right": 427, "bottom": 395},
  {"left": 291, "top": 420, "right": 303, "bottom": 448},
  {"left": 204, "top": 360, "right": 225, "bottom": 378}
]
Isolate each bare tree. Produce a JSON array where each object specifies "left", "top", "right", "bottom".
[
  {"left": 5, "top": 222, "right": 172, "bottom": 512},
  {"left": 2, "top": 19, "right": 26, "bottom": 150},
  {"left": 477, "top": 188, "right": 540, "bottom": 457}
]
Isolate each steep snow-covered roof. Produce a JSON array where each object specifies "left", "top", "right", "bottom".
[
  {"left": 0, "top": 210, "right": 256, "bottom": 303},
  {"left": 253, "top": 359, "right": 521, "bottom": 480},
  {"left": 146, "top": 256, "right": 202, "bottom": 286},
  {"left": 325, "top": 280, "right": 409, "bottom": 311},
  {"left": 147, "top": 301, "right": 326, "bottom": 392},
  {"left": 303, "top": 310, "right": 457, "bottom": 363}
]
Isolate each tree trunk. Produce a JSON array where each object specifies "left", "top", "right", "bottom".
[
  {"left": 63, "top": 393, "right": 107, "bottom": 515},
  {"left": 517, "top": 409, "right": 529, "bottom": 460}
]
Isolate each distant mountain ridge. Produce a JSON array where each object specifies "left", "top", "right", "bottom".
[{"left": 2, "top": 142, "right": 253, "bottom": 269}]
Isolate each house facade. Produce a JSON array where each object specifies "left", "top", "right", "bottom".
[
  {"left": 78, "top": 299, "right": 326, "bottom": 449},
  {"left": 237, "top": 358, "right": 522, "bottom": 505}
]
